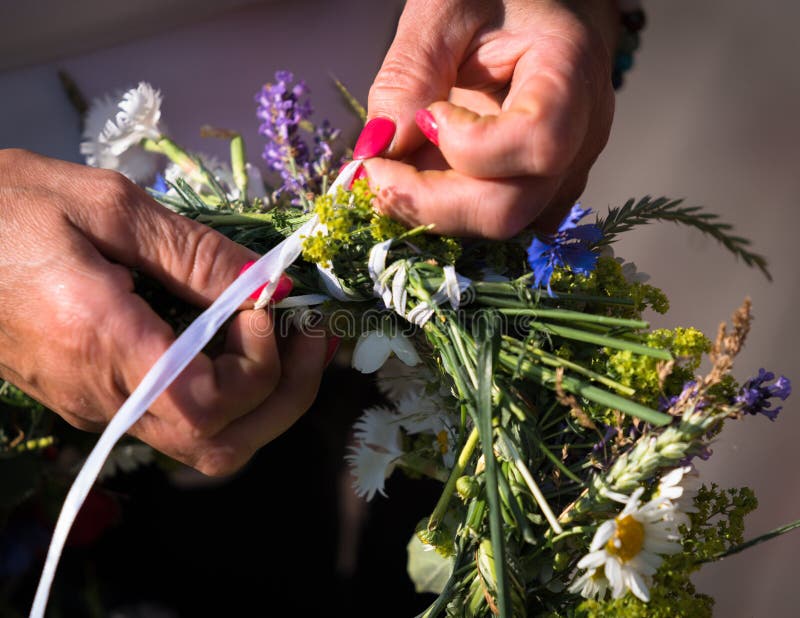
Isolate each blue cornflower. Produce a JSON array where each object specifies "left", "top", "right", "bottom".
[
  {"left": 735, "top": 368, "right": 791, "bottom": 421},
  {"left": 150, "top": 173, "right": 169, "bottom": 194},
  {"left": 527, "top": 204, "right": 603, "bottom": 295}
]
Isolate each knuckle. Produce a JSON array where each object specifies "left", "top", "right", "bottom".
[
  {"left": 97, "top": 169, "right": 139, "bottom": 208},
  {"left": 0, "top": 148, "right": 34, "bottom": 166},
  {"left": 369, "top": 46, "right": 448, "bottom": 107},
  {"left": 178, "top": 225, "right": 226, "bottom": 292},
  {"left": 194, "top": 446, "right": 248, "bottom": 478}
]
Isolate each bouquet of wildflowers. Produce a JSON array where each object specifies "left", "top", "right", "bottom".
[{"left": 10, "top": 71, "right": 797, "bottom": 618}]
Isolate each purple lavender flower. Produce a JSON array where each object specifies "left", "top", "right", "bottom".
[
  {"left": 659, "top": 381, "right": 704, "bottom": 412},
  {"left": 312, "top": 119, "right": 341, "bottom": 176},
  {"left": 255, "top": 71, "right": 340, "bottom": 202},
  {"left": 735, "top": 368, "right": 791, "bottom": 421},
  {"left": 527, "top": 204, "right": 603, "bottom": 296}
]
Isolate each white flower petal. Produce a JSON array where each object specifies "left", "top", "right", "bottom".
[
  {"left": 352, "top": 331, "right": 393, "bottom": 373},
  {"left": 345, "top": 444, "right": 398, "bottom": 501},
  {"left": 605, "top": 558, "right": 624, "bottom": 598},
  {"left": 389, "top": 333, "right": 421, "bottom": 367},
  {"left": 352, "top": 407, "right": 403, "bottom": 455},
  {"left": 577, "top": 550, "right": 607, "bottom": 570},
  {"left": 103, "top": 82, "right": 162, "bottom": 155},
  {"left": 627, "top": 570, "right": 650, "bottom": 602},
  {"left": 590, "top": 520, "right": 617, "bottom": 552}
]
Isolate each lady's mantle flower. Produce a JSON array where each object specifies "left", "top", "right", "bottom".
[
  {"left": 81, "top": 83, "right": 163, "bottom": 182},
  {"left": 345, "top": 407, "right": 404, "bottom": 500},
  {"left": 352, "top": 330, "right": 421, "bottom": 374},
  {"left": 570, "top": 487, "right": 682, "bottom": 602},
  {"left": 735, "top": 368, "right": 791, "bottom": 421},
  {"left": 527, "top": 204, "right": 602, "bottom": 295}
]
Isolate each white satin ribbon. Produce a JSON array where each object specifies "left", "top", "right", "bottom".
[{"left": 30, "top": 161, "right": 362, "bottom": 618}]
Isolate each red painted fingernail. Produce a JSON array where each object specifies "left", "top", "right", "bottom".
[
  {"left": 239, "top": 261, "right": 265, "bottom": 300},
  {"left": 415, "top": 109, "right": 439, "bottom": 146},
  {"left": 338, "top": 162, "right": 369, "bottom": 189},
  {"left": 324, "top": 336, "right": 341, "bottom": 367},
  {"left": 353, "top": 165, "right": 368, "bottom": 182},
  {"left": 272, "top": 274, "right": 294, "bottom": 303},
  {"left": 239, "top": 261, "right": 293, "bottom": 302},
  {"left": 353, "top": 117, "right": 396, "bottom": 159}
]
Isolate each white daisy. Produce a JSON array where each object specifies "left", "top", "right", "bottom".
[
  {"left": 654, "top": 465, "right": 700, "bottom": 529},
  {"left": 80, "top": 83, "right": 163, "bottom": 182},
  {"left": 572, "top": 487, "right": 683, "bottom": 602},
  {"left": 345, "top": 407, "right": 404, "bottom": 500},
  {"left": 568, "top": 566, "right": 610, "bottom": 600},
  {"left": 351, "top": 330, "right": 421, "bottom": 374}
]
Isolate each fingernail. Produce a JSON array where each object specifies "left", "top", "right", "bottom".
[
  {"left": 415, "top": 109, "right": 439, "bottom": 146},
  {"left": 272, "top": 274, "right": 294, "bottom": 304},
  {"left": 324, "top": 336, "right": 341, "bottom": 367},
  {"left": 338, "top": 162, "right": 369, "bottom": 189},
  {"left": 239, "top": 261, "right": 264, "bottom": 300},
  {"left": 239, "top": 261, "right": 293, "bottom": 302},
  {"left": 353, "top": 117, "right": 396, "bottom": 159}
]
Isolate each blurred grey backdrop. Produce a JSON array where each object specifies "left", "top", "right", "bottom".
[
  {"left": 1, "top": 1, "right": 799, "bottom": 616},
  {"left": 583, "top": 3, "right": 800, "bottom": 617}
]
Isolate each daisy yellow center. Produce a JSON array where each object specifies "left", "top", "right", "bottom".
[
  {"left": 436, "top": 430, "right": 449, "bottom": 454},
  {"left": 605, "top": 514, "right": 645, "bottom": 563}
]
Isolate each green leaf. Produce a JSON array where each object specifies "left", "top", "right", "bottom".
[
  {"left": 597, "top": 196, "right": 771, "bottom": 280},
  {"left": 474, "top": 311, "right": 510, "bottom": 618},
  {"left": 406, "top": 534, "right": 454, "bottom": 594}
]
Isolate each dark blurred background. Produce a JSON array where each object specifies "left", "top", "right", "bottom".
[{"left": 1, "top": 1, "right": 799, "bottom": 616}]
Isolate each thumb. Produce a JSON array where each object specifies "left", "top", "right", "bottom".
[{"left": 362, "top": 0, "right": 478, "bottom": 160}]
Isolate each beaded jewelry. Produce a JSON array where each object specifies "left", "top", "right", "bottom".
[{"left": 613, "top": 1, "right": 646, "bottom": 89}]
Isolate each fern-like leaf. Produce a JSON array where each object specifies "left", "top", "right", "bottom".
[{"left": 596, "top": 196, "right": 771, "bottom": 280}]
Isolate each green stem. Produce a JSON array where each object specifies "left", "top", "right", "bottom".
[
  {"left": 428, "top": 427, "right": 480, "bottom": 529},
  {"left": 498, "top": 352, "right": 671, "bottom": 426},
  {"left": 230, "top": 134, "right": 249, "bottom": 200},
  {"left": 497, "top": 431, "right": 563, "bottom": 534},
  {"left": 497, "top": 308, "right": 648, "bottom": 329},
  {"left": 502, "top": 337, "right": 635, "bottom": 396},
  {"left": 142, "top": 136, "right": 204, "bottom": 185},
  {"left": 528, "top": 322, "right": 672, "bottom": 360},
  {"left": 475, "top": 318, "right": 510, "bottom": 618}
]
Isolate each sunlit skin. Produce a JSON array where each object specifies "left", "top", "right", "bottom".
[
  {"left": 0, "top": 150, "right": 327, "bottom": 476},
  {"left": 364, "top": 0, "right": 619, "bottom": 239}
]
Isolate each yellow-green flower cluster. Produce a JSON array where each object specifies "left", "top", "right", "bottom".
[
  {"left": 550, "top": 257, "right": 669, "bottom": 317},
  {"left": 605, "top": 327, "right": 711, "bottom": 409},
  {"left": 302, "top": 179, "right": 461, "bottom": 268}
]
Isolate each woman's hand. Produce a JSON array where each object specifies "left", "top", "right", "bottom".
[
  {"left": 0, "top": 149, "right": 327, "bottom": 476},
  {"left": 360, "top": 0, "right": 618, "bottom": 238}
]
